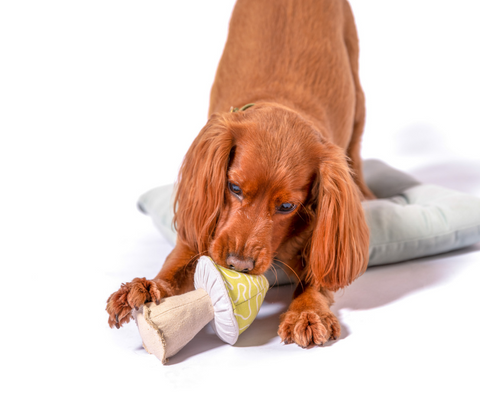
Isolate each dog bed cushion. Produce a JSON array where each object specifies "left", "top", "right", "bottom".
[
  {"left": 138, "top": 159, "right": 480, "bottom": 271},
  {"left": 362, "top": 159, "right": 480, "bottom": 265}
]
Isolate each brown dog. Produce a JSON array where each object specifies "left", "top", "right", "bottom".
[{"left": 107, "top": 0, "right": 374, "bottom": 348}]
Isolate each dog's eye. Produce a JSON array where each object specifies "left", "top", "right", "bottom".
[
  {"left": 228, "top": 182, "right": 243, "bottom": 198},
  {"left": 277, "top": 202, "right": 297, "bottom": 214}
]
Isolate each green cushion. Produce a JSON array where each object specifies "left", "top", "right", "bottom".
[
  {"left": 138, "top": 159, "right": 480, "bottom": 269},
  {"left": 363, "top": 160, "right": 480, "bottom": 266}
]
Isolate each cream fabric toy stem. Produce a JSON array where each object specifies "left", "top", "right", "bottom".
[{"left": 132, "top": 256, "right": 269, "bottom": 364}]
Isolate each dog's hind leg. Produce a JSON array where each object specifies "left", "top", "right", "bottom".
[{"left": 343, "top": 1, "right": 376, "bottom": 200}]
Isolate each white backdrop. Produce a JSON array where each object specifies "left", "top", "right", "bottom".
[{"left": 2, "top": 1, "right": 480, "bottom": 399}]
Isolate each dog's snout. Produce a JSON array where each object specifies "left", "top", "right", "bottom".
[{"left": 226, "top": 254, "right": 254, "bottom": 273}]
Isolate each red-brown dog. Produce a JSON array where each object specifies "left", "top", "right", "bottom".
[{"left": 107, "top": 0, "right": 375, "bottom": 348}]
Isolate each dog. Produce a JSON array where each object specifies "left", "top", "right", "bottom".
[{"left": 107, "top": 0, "right": 375, "bottom": 348}]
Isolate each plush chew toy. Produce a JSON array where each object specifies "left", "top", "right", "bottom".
[{"left": 132, "top": 256, "right": 269, "bottom": 364}]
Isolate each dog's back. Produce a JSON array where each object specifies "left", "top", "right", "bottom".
[{"left": 209, "top": 0, "right": 360, "bottom": 149}]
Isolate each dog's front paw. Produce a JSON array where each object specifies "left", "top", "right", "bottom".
[
  {"left": 106, "top": 278, "right": 171, "bottom": 329},
  {"left": 278, "top": 310, "right": 340, "bottom": 348}
]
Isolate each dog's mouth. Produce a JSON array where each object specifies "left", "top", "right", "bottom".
[{"left": 210, "top": 223, "right": 274, "bottom": 276}]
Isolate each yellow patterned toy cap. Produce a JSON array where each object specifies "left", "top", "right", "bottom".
[{"left": 194, "top": 256, "right": 269, "bottom": 345}]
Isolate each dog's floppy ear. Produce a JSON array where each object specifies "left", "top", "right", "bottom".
[
  {"left": 173, "top": 114, "right": 234, "bottom": 254},
  {"left": 305, "top": 141, "right": 369, "bottom": 291}
]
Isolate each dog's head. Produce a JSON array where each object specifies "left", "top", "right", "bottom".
[{"left": 174, "top": 104, "right": 369, "bottom": 291}]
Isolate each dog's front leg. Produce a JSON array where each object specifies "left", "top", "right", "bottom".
[
  {"left": 278, "top": 283, "right": 340, "bottom": 348},
  {"left": 106, "top": 241, "right": 197, "bottom": 328}
]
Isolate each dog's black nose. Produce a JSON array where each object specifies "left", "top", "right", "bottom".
[{"left": 226, "top": 255, "right": 254, "bottom": 273}]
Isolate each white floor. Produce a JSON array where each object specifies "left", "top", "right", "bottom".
[{"left": 2, "top": 1, "right": 480, "bottom": 399}]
